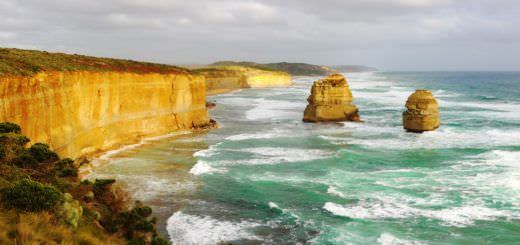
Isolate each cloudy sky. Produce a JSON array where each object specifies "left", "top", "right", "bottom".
[{"left": 0, "top": 0, "right": 519, "bottom": 70}]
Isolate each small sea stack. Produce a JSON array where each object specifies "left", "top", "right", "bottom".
[
  {"left": 303, "top": 74, "right": 360, "bottom": 122},
  {"left": 402, "top": 90, "right": 440, "bottom": 132}
]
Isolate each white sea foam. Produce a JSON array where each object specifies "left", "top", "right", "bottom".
[
  {"left": 324, "top": 200, "right": 516, "bottom": 227},
  {"left": 377, "top": 233, "right": 425, "bottom": 245},
  {"left": 458, "top": 150, "right": 520, "bottom": 191},
  {"left": 477, "top": 150, "right": 520, "bottom": 167},
  {"left": 268, "top": 202, "right": 280, "bottom": 210},
  {"left": 225, "top": 128, "right": 293, "bottom": 141},
  {"left": 267, "top": 202, "right": 300, "bottom": 220},
  {"left": 190, "top": 147, "right": 333, "bottom": 176},
  {"left": 167, "top": 212, "right": 261, "bottom": 245},
  {"left": 245, "top": 98, "right": 305, "bottom": 121},
  {"left": 348, "top": 128, "right": 520, "bottom": 149},
  {"left": 241, "top": 147, "right": 333, "bottom": 163},
  {"left": 327, "top": 186, "right": 347, "bottom": 198},
  {"left": 214, "top": 96, "right": 254, "bottom": 106},
  {"left": 193, "top": 143, "right": 223, "bottom": 158},
  {"left": 189, "top": 161, "right": 226, "bottom": 175},
  {"left": 440, "top": 100, "right": 520, "bottom": 112},
  {"left": 226, "top": 133, "right": 278, "bottom": 141}
]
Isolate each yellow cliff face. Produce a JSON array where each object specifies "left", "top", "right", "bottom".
[
  {"left": 0, "top": 71, "right": 210, "bottom": 158},
  {"left": 196, "top": 66, "right": 292, "bottom": 95},
  {"left": 402, "top": 90, "right": 440, "bottom": 132},
  {"left": 303, "top": 74, "right": 361, "bottom": 122},
  {"left": 196, "top": 69, "right": 249, "bottom": 95}
]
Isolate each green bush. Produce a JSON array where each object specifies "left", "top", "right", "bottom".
[
  {"left": 151, "top": 236, "right": 169, "bottom": 245},
  {"left": 93, "top": 179, "right": 116, "bottom": 192},
  {"left": 11, "top": 150, "right": 38, "bottom": 168},
  {"left": 12, "top": 135, "right": 30, "bottom": 146},
  {"left": 58, "top": 167, "right": 78, "bottom": 177},
  {"left": 117, "top": 201, "right": 157, "bottom": 240},
  {"left": 29, "top": 143, "right": 58, "bottom": 162},
  {"left": 56, "top": 158, "right": 74, "bottom": 169},
  {"left": 0, "top": 134, "right": 8, "bottom": 144},
  {"left": 1, "top": 179, "right": 62, "bottom": 212},
  {"left": 0, "top": 122, "right": 21, "bottom": 134}
]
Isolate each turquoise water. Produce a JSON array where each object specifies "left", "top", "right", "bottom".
[{"left": 92, "top": 72, "right": 520, "bottom": 244}]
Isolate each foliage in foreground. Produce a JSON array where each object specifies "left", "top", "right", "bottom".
[{"left": 0, "top": 122, "right": 168, "bottom": 244}]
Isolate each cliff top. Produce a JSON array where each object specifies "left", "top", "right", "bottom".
[
  {"left": 192, "top": 65, "right": 289, "bottom": 76},
  {"left": 209, "top": 61, "right": 337, "bottom": 76},
  {"left": 0, "top": 48, "right": 190, "bottom": 77},
  {"left": 315, "top": 74, "right": 348, "bottom": 87}
]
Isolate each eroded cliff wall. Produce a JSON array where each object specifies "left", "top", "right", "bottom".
[
  {"left": 196, "top": 66, "right": 292, "bottom": 95},
  {"left": 0, "top": 71, "right": 210, "bottom": 158}
]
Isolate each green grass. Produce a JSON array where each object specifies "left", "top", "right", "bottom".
[
  {"left": 0, "top": 47, "right": 190, "bottom": 77},
  {"left": 210, "top": 61, "right": 335, "bottom": 75}
]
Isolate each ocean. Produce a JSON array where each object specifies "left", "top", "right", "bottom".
[{"left": 91, "top": 71, "right": 520, "bottom": 244}]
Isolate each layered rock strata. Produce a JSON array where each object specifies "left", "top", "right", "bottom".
[
  {"left": 0, "top": 71, "right": 211, "bottom": 158},
  {"left": 303, "top": 74, "right": 360, "bottom": 122},
  {"left": 195, "top": 66, "right": 292, "bottom": 95},
  {"left": 402, "top": 90, "right": 440, "bottom": 132}
]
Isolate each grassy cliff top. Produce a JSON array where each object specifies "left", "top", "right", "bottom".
[
  {"left": 209, "top": 61, "right": 337, "bottom": 76},
  {"left": 192, "top": 65, "right": 289, "bottom": 75},
  {"left": 0, "top": 48, "right": 190, "bottom": 77}
]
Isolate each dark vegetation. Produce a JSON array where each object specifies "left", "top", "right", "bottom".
[
  {"left": 0, "top": 47, "right": 189, "bottom": 77},
  {"left": 0, "top": 122, "right": 168, "bottom": 244},
  {"left": 210, "top": 61, "right": 337, "bottom": 76}
]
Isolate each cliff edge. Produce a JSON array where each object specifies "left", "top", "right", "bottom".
[
  {"left": 194, "top": 66, "right": 292, "bottom": 95},
  {"left": 0, "top": 48, "right": 211, "bottom": 158}
]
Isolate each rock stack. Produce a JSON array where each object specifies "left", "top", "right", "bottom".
[
  {"left": 402, "top": 90, "right": 440, "bottom": 132},
  {"left": 303, "top": 74, "right": 360, "bottom": 122}
]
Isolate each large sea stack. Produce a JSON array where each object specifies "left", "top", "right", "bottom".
[
  {"left": 303, "top": 74, "right": 360, "bottom": 122},
  {"left": 403, "top": 90, "right": 440, "bottom": 132}
]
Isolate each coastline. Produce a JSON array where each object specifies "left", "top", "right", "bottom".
[
  {"left": 79, "top": 130, "right": 195, "bottom": 179},
  {"left": 83, "top": 84, "right": 294, "bottom": 239}
]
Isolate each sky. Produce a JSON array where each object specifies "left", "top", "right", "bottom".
[{"left": 0, "top": 0, "right": 519, "bottom": 70}]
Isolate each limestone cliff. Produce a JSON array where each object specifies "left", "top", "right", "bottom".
[
  {"left": 403, "top": 90, "right": 440, "bottom": 132},
  {"left": 194, "top": 68, "right": 248, "bottom": 95},
  {"left": 0, "top": 71, "right": 210, "bottom": 158},
  {"left": 303, "top": 74, "right": 360, "bottom": 122},
  {"left": 194, "top": 66, "right": 292, "bottom": 95}
]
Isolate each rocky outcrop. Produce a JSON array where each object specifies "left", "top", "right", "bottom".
[
  {"left": 195, "top": 66, "right": 292, "bottom": 95},
  {"left": 403, "top": 90, "right": 440, "bottom": 132},
  {"left": 303, "top": 74, "right": 360, "bottom": 122},
  {"left": 0, "top": 71, "right": 211, "bottom": 158}
]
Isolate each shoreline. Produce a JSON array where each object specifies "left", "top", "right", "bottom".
[{"left": 79, "top": 130, "right": 195, "bottom": 179}]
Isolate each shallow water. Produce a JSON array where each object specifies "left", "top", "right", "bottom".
[{"left": 91, "top": 72, "right": 520, "bottom": 244}]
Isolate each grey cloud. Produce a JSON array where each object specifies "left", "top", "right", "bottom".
[{"left": 0, "top": 0, "right": 519, "bottom": 70}]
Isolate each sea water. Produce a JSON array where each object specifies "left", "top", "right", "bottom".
[{"left": 91, "top": 72, "right": 520, "bottom": 244}]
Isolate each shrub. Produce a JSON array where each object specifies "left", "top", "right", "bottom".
[
  {"left": 56, "top": 158, "right": 74, "bottom": 169},
  {"left": 58, "top": 167, "right": 78, "bottom": 178},
  {"left": 0, "top": 122, "right": 21, "bottom": 134},
  {"left": 11, "top": 150, "right": 38, "bottom": 169},
  {"left": 151, "top": 236, "right": 169, "bottom": 245},
  {"left": 93, "top": 179, "right": 116, "bottom": 193},
  {"left": 116, "top": 201, "right": 157, "bottom": 240},
  {"left": 12, "top": 135, "right": 30, "bottom": 146},
  {"left": 29, "top": 143, "right": 58, "bottom": 162},
  {"left": 1, "top": 179, "right": 62, "bottom": 212}
]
